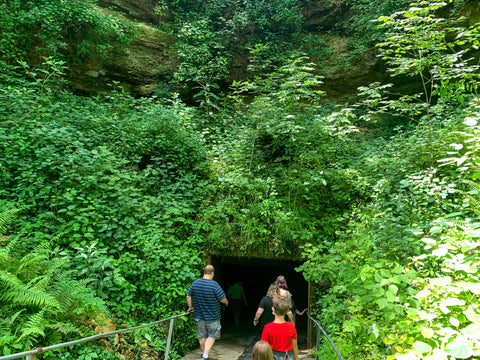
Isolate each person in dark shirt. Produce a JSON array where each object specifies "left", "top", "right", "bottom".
[
  {"left": 187, "top": 265, "right": 229, "bottom": 360},
  {"left": 253, "top": 283, "right": 280, "bottom": 329},
  {"left": 228, "top": 281, "right": 248, "bottom": 327}
]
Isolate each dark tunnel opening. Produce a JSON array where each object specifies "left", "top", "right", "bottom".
[{"left": 211, "top": 256, "right": 310, "bottom": 343}]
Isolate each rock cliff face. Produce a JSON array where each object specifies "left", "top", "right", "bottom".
[
  {"left": 302, "top": 0, "right": 349, "bottom": 31},
  {"left": 69, "top": 22, "right": 177, "bottom": 96},
  {"left": 67, "top": 0, "right": 375, "bottom": 99},
  {"left": 66, "top": 0, "right": 478, "bottom": 100},
  {"left": 97, "top": 0, "right": 159, "bottom": 23}
]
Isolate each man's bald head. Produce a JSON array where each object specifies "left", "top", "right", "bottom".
[{"left": 204, "top": 265, "right": 215, "bottom": 275}]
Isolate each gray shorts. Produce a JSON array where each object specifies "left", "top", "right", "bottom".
[
  {"left": 196, "top": 319, "right": 221, "bottom": 340},
  {"left": 272, "top": 350, "right": 289, "bottom": 360}
]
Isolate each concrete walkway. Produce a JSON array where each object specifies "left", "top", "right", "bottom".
[
  {"left": 181, "top": 328, "right": 315, "bottom": 360},
  {"left": 180, "top": 331, "right": 255, "bottom": 360}
]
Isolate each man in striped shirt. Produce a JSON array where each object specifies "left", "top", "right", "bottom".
[{"left": 187, "top": 265, "right": 229, "bottom": 360}]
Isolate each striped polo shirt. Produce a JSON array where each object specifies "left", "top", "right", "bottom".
[{"left": 187, "top": 278, "right": 226, "bottom": 322}]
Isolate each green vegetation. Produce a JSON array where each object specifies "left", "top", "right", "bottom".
[
  {"left": 0, "top": 0, "right": 135, "bottom": 66},
  {"left": 1, "top": 0, "right": 479, "bottom": 359}
]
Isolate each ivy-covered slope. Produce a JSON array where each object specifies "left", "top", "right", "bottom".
[{"left": 0, "top": 66, "right": 206, "bottom": 357}]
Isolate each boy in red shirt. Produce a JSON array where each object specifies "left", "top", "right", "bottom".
[{"left": 261, "top": 296, "right": 299, "bottom": 360}]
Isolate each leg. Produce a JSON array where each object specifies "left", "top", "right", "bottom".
[
  {"left": 203, "top": 319, "right": 222, "bottom": 358},
  {"left": 203, "top": 337, "right": 216, "bottom": 356},
  {"left": 232, "top": 299, "right": 241, "bottom": 327},
  {"left": 199, "top": 338, "right": 206, "bottom": 353},
  {"left": 196, "top": 320, "right": 208, "bottom": 355}
]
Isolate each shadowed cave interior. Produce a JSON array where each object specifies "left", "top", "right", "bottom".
[{"left": 211, "top": 256, "right": 309, "bottom": 342}]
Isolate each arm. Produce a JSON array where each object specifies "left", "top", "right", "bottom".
[
  {"left": 253, "top": 307, "right": 264, "bottom": 326},
  {"left": 220, "top": 297, "right": 229, "bottom": 306},
  {"left": 291, "top": 338, "right": 299, "bottom": 360},
  {"left": 295, "top": 308, "right": 308, "bottom": 316},
  {"left": 287, "top": 310, "right": 294, "bottom": 322},
  {"left": 186, "top": 295, "right": 194, "bottom": 312},
  {"left": 242, "top": 292, "right": 248, "bottom": 306}
]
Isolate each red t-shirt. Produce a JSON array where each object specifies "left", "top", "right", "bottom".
[{"left": 261, "top": 321, "right": 297, "bottom": 352}]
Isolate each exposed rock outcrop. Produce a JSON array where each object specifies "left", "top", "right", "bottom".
[
  {"left": 64, "top": 0, "right": 480, "bottom": 100},
  {"left": 68, "top": 0, "right": 371, "bottom": 98},
  {"left": 97, "top": 0, "right": 160, "bottom": 23},
  {"left": 302, "top": 0, "right": 349, "bottom": 31},
  {"left": 68, "top": 21, "right": 177, "bottom": 96}
]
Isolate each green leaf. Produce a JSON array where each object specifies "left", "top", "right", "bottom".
[
  {"left": 377, "top": 298, "right": 387, "bottom": 310},
  {"left": 386, "top": 290, "right": 395, "bottom": 303},
  {"left": 449, "top": 316, "right": 460, "bottom": 327},
  {"left": 380, "top": 268, "right": 391, "bottom": 278},
  {"left": 445, "top": 341, "right": 472, "bottom": 359},
  {"left": 392, "top": 265, "right": 403, "bottom": 274},
  {"left": 406, "top": 270, "right": 418, "bottom": 279},
  {"left": 462, "top": 323, "right": 480, "bottom": 340},
  {"left": 389, "top": 284, "right": 399, "bottom": 295},
  {"left": 412, "top": 341, "right": 432, "bottom": 353},
  {"left": 421, "top": 328, "right": 434, "bottom": 339}
]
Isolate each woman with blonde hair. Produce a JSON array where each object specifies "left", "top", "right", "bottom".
[
  {"left": 253, "top": 283, "right": 280, "bottom": 329},
  {"left": 252, "top": 341, "right": 273, "bottom": 360}
]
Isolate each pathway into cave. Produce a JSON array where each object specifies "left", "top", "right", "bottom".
[{"left": 182, "top": 256, "right": 313, "bottom": 359}]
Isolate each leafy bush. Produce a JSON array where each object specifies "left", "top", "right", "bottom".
[
  {"left": 0, "top": 0, "right": 135, "bottom": 66},
  {"left": 0, "top": 208, "right": 108, "bottom": 356},
  {"left": 299, "top": 2, "right": 480, "bottom": 359},
  {"left": 389, "top": 221, "right": 480, "bottom": 360},
  {"left": 0, "top": 61, "right": 209, "bottom": 321},
  {"left": 196, "top": 51, "right": 369, "bottom": 255},
  {"left": 0, "top": 60, "right": 211, "bottom": 356}
]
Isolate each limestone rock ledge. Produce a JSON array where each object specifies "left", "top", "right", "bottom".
[
  {"left": 65, "top": 0, "right": 480, "bottom": 99},
  {"left": 68, "top": 21, "right": 177, "bottom": 96},
  {"left": 67, "top": 0, "right": 378, "bottom": 98}
]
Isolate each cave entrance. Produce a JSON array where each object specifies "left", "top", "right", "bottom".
[{"left": 210, "top": 255, "right": 313, "bottom": 348}]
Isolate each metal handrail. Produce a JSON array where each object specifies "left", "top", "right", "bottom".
[
  {"left": 0, "top": 312, "right": 192, "bottom": 360},
  {"left": 297, "top": 309, "right": 344, "bottom": 360}
]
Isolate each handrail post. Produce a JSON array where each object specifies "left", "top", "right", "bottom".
[
  {"left": 164, "top": 317, "right": 175, "bottom": 360},
  {"left": 26, "top": 355, "right": 35, "bottom": 360},
  {"left": 302, "top": 311, "right": 344, "bottom": 360}
]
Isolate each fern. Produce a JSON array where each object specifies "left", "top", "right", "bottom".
[
  {"left": 0, "top": 270, "right": 22, "bottom": 290},
  {"left": 17, "top": 309, "right": 47, "bottom": 343},
  {"left": 2, "top": 284, "right": 61, "bottom": 309},
  {"left": 0, "top": 208, "right": 20, "bottom": 235},
  {"left": 15, "top": 240, "right": 61, "bottom": 277},
  {"left": 0, "top": 209, "right": 19, "bottom": 264},
  {"left": 0, "top": 209, "right": 108, "bottom": 353},
  {"left": 51, "top": 321, "right": 82, "bottom": 336}
]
